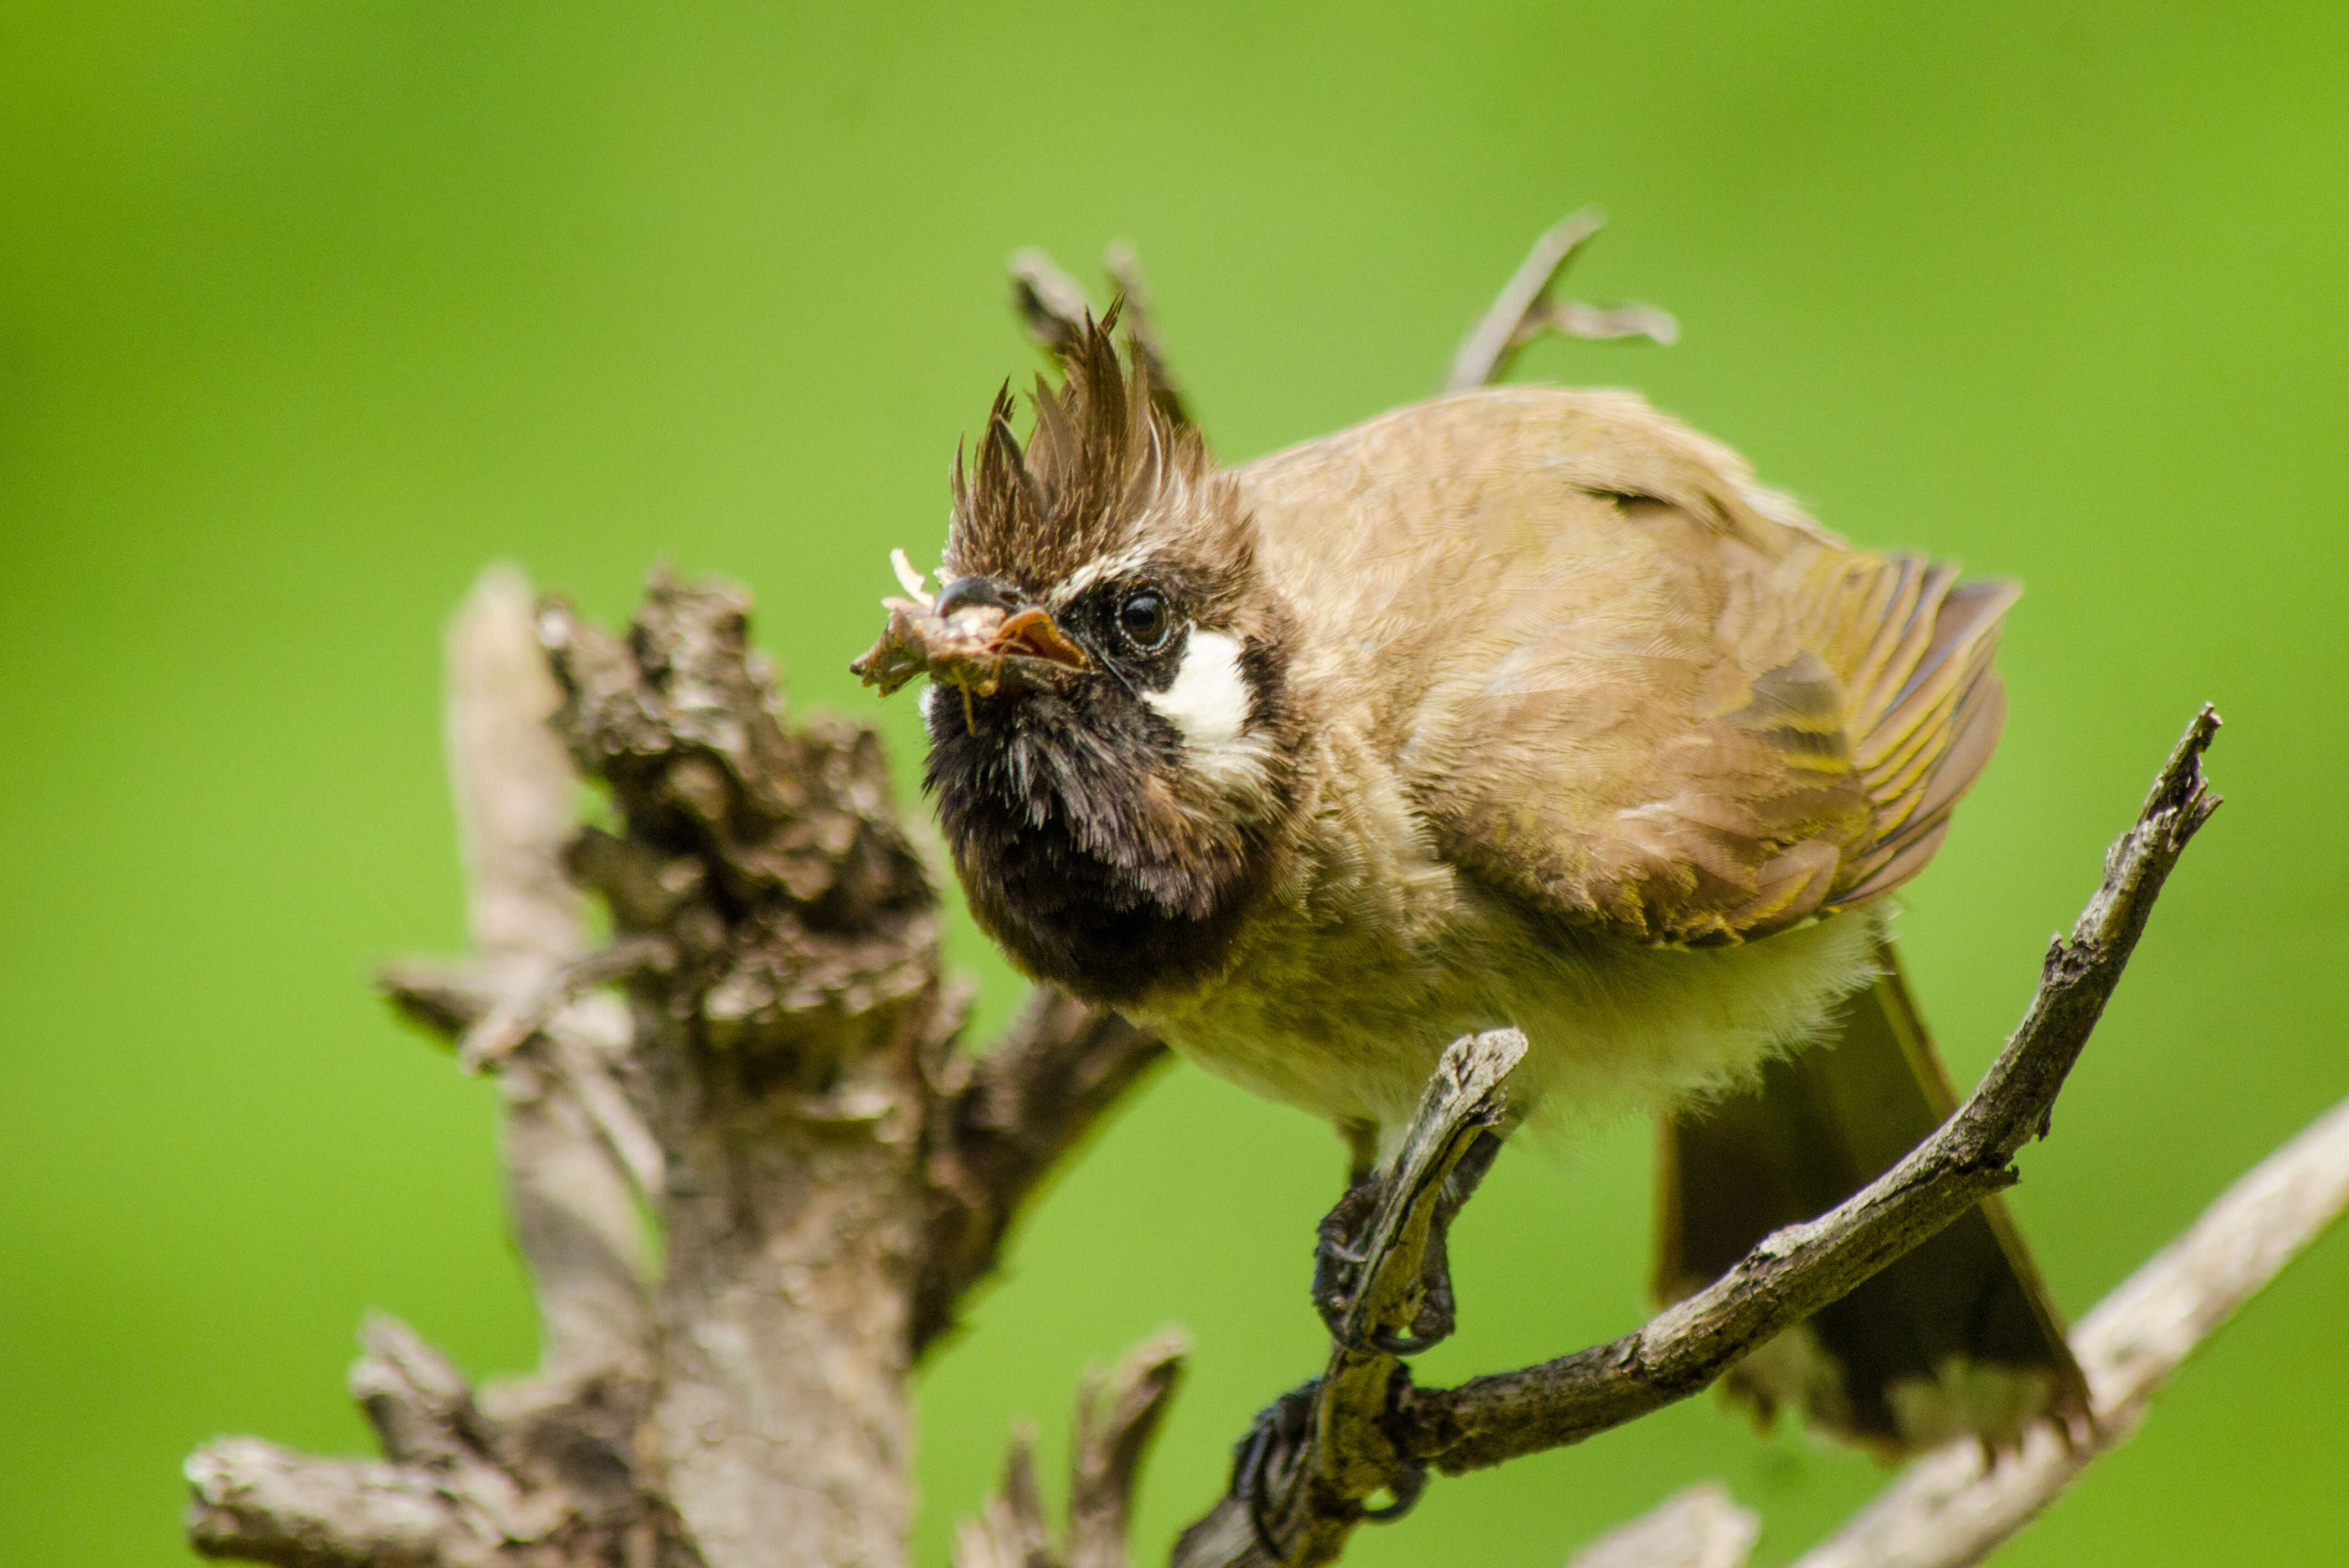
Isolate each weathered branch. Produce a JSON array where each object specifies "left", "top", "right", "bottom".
[
  {"left": 188, "top": 1439, "right": 534, "bottom": 1568},
  {"left": 194, "top": 568, "right": 1177, "bottom": 1568},
  {"left": 1391, "top": 708, "right": 2219, "bottom": 1472},
  {"left": 1161, "top": 708, "right": 2219, "bottom": 1566},
  {"left": 1565, "top": 1485, "right": 1760, "bottom": 1568},
  {"left": 456, "top": 933, "right": 673, "bottom": 1072},
  {"left": 189, "top": 1308, "right": 640, "bottom": 1567},
  {"left": 1442, "top": 209, "right": 1677, "bottom": 394},
  {"left": 915, "top": 985, "right": 1170, "bottom": 1354},
  {"left": 443, "top": 569, "right": 658, "bottom": 1384},
  {"left": 1787, "top": 1083, "right": 2349, "bottom": 1568},
  {"left": 955, "top": 1332, "right": 1192, "bottom": 1568}
]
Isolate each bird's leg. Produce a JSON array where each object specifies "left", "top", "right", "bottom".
[{"left": 1311, "top": 1127, "right": 1504, "bottom": 1355}]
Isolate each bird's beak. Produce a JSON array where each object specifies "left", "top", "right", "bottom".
[{"left": 852, "top": 567, "right": 1090, "bottom": 698}]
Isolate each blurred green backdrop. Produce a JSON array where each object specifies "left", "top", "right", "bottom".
[{"left": 4, "top": 3, "right": 2345, "bottom": 1564}]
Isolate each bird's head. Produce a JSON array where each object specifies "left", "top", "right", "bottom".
[{"left": 854, "top": 311, "right": 1305, "bottom": 1006}]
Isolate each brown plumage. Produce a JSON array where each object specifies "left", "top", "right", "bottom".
[
  {"left": 1236, "top": 385, "right": 2016, "bottom": 948},
  {"left": 857, "top": 315, "right": 2081, "bottom": 1458}
]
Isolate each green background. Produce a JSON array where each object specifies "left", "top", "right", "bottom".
[{"left": 5, "top": 3, "right": 2344, "bottom": 1564}]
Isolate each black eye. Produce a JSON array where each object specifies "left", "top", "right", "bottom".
[{"left": 1116, "top": 590, "right": 1172, "bottom": 651}]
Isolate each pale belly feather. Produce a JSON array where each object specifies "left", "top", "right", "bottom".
[{"left": 1138, "top": 878, "right": 1885, "bottom": 1155}]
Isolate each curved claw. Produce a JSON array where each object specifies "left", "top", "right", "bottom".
[
  {"left": 1358, "top": 1462, "right": 1429, "bottom": 1523},
  {"left": 1311, "top": 1178, "right": 1382, "bottom": 1338},
  {"left": 1366, "top": 1328, "right": 1442, "bottom": 1357},
  {"left": 1230, "top": 1381, "right": 1319, "bottom": 1562}
]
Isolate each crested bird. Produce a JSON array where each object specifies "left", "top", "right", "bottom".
[{"left": 855, "top": 307, "right": 2086, "bottom": 1460}]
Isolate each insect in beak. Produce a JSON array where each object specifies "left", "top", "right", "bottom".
[{"left": 851, "top": 561, "right": 1090, "bottom": 705}]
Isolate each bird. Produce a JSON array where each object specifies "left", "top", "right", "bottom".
[{"left": 853, "top": 306, "right": 2086, "bottom": 1461}]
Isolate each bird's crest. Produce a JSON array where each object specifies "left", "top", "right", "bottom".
[{"left": 944, "top": 303, "right": 1225, "bottom": 589}]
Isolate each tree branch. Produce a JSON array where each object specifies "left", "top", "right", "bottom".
[
  {"left": 444, "top": 568, "right": 658, "bottom": 1385},
  {"left": 1393, "top": 707, "right": 2219, "bottom": 1473},
  {"left": 1441, "top": 208, "right": 1677, "bottom": 394},
  {"left": 1565, "top": 1484, "right": 1760, "bottom": 1568},
  {"left": 954, "top": 1332, "right": 1192, "bottom": 1568},
  {"left": 915, "top": 985, "right": 1170, "bottom": 1355},
  {"left": 1162, "top": 707, "right": 2219, "bottom": 1566},
  {"left": 188, "top": 1438, "right": 522, "bottom": 1568},
  {"left": 188, "top": 1312, "right": 629, "bottom": 1568}
]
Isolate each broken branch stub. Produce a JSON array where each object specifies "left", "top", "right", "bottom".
[
  {"left": 954, "top": 1332, "right": 1192, "bottom": 1568},
  {"left": 537, "top": 573, "right": 946, "bottom": 1568}
]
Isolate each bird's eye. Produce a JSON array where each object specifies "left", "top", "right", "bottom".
[{"left": 1116, "top": 590, "right": 1172, "bottom": 651}]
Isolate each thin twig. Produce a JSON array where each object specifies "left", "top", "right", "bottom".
[
  {"left": 1442, "top": 209, "right": 1677, "bottom": 393},
  {"left": 1009, "top": 245, "right": 1192, "bottom": 427},
  {"left": 1529, "top": 299, "right": 1680, "bottom": 348},
  {"left": 1789, "top": 1085, "right": 2349, "bottom": 1568},
  {"left": 380, "top": 955, "right": 666, "bottom": 1207},
  {"left": 457, "top": 933, "right": 672, "bottom": 1072},
  {"left": 914, "top": 987, "right": 1169, "bottom": 1355},
  {"left": 1101, "top": 241, "right": 1191, "bottom": 428},
  {"left": 1011, "top": 248, "right": 1099, "bottom": 359},
  {"left": 1173, "top": 708, "right": 2220, "bottom": 1565},
  {"left": 954, "top": 1333, "right": 1192, "bottom": 1568}
]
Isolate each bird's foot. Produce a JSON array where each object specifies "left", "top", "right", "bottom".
[
  {"left": 1230, "top": 1380, "right": 1314, "bottom": 1559},
  {"left": 1229, "top": 1379, "right": 1427, "bottom": 1558},
  {"left": 1309, "top": 1129, "right": 1502, "bottom": 1356},
  {"left": 1308, "top": 1176, "right": 1383, "bottom": 1341}
]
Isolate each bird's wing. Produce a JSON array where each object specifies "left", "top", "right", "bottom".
[{"left": 1239, "top": 387, "right": 2015, "bottom": 947}]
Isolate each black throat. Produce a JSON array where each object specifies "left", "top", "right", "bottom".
[{"left": 922, "top": 667, "right": 1287, "bottom": 1009}]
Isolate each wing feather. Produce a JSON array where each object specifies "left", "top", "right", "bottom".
[{"left": 1238, "top": 387, "right": 2017, "bottom": 946}]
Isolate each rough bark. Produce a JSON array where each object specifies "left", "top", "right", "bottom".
[{"left": 189, "top": 568, "right": 1162, "bottom": 1568}]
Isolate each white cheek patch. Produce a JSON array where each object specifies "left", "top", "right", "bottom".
[
  {"left": 1143, "top": 630, "right": 1271, "bottom": 800},
  {"left": 1145, "top": 630, "right": 1250, "bottom": 747}
]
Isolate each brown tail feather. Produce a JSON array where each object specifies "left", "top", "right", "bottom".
[{"left": 1653, "top": 943, "right": 2088, "bottom": 1458}]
